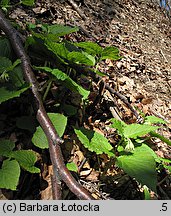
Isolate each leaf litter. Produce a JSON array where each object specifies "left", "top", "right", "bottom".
[{"left": 0, "top": 0, "right": 171, "bottom": 200}]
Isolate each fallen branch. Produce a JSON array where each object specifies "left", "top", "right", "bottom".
[
  {"left": 104, "top": 83, "right": 141, "bottom": 120},
  {"left": 67, "top": 0, "right": 87, "bottom": 20},
  {"left": 0, "top": 9, "right": 94, "bottom": 200}
]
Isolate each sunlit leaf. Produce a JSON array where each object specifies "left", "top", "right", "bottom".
[
  {"left": 47, "top": 24, "right": 79, "bottom": 36},
  {"left": 123, "top": 124, "right": 159, "bottom": 138},
  {"left": 32, "top": 113, "right": 67, "bottom": 149},
  {"left": 75, "top": 127, "right": 114, "bottom": 157},
  {"left": 117, "top": 144, "right": 157, "bottom": 192},
  {"left": 66, "top": 162, "right": 78, "bottom": 172}
]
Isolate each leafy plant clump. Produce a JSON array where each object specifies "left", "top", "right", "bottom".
[
  {"left": 0, "top": 23, "right": 121, "bottom": 191},
  {"left": 0, "top": 20, "right": 170, "bottom": 199},
  {"left": 0, "top": 139, "right": 39, "bottom": 190},
  {"left": 0, "top": 0, "right": 35, "bottom": 12},
  {"left": 74, "top": 116, "right": 171, "bottom": 193}
]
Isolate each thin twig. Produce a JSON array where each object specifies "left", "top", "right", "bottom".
[
  {"left": 67, "top": 0, "right": 87, "bottom": 20},
  {"left": 0, "top": 9, "right": 94, "bottom": 200},
  {"left": 104, "top": 83, "right": 141, "bottom": 120}
]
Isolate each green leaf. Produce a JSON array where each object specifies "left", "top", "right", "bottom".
[
  {"left": 116, "top": 144, "right": 157, "bottom": 192},
  {"left": 0, "top": 85, "right": 30, "bottom": 104},
  {"left": 100, "top": 46, "right": 121, "bottom": 61},
  {"left": 10, "top": 150, "right": 40, "bottom": 173},
  {"left": 67, "top": 51, "right": 95, "bottom": 66},
  {"left": 0, "top": 0, "right": 10, "bottom": 8},
  {"left": 21, "top": 0, "right": 35, "bottom": 6},
  {"left": 0, "top": 38, "right": 12, "bottom": 58},
  {"left": 74, "top": 41, "right": 103, "bottom": 56},
  {"left": 90, "top": 68, "right": 106, "bottom": 76},
  {"left": 144, "top": 116, "right": 167, "bottom": 125},
  {"left": 51, "top": 68, "right": 68, "bottom": 81},
  {"left": 0, "top": 139, "right": 15, "bottom": 157},
  {"left": 66, "top": 162, "right": 78, "bottom": 172},
  {"left": 35, "top": 66, "right": 90, "bottom": 100},
  {"left": 143, "top": 185, "right": 151, "bottom": 200},
  {"left": 110, "top": 118, "right": 127, "bottom": 136},
  {"left": 150, "top": 131, "right": 171, "bottom": 146},
  {"left": 74, "top": 127, "right": 114, "bottom": 157},
  {"left": 32, "top": 113, "right": 67, "bottom": 149},
  {"left": 0, "top": 159, "right": 20, "bottom": 190},
  {"left": 51, "top": 69, "right": 90, "bottom": 99},
  {"left": 8, "top": 66, "right": 25, "bottom": 88},
  {"left": 163, "top": 164, "right": 171, "bottom": 173},
  {"left": 123, "top": 124, "right": 159, "bottom": 138},
  {"left": 32, "top": 126, "right": 48, "bottom": 149},
  {"left": 45, "top": 41, "right": 69, "bottom": 60},
  {"left": 47, "top": 24, "right": 79, "bottom": 36},
  {"left": 0, "top": 56, "right": 12, "bottom": 74},
  {"left": 32, "top": 32, "right": 60, "bottom": 44}
]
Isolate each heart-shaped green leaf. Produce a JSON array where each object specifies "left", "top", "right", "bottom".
[
  {"left": 123, "top": 124, "right": 158, "bottom": 138},
  {"left": 75, "top": 127, "right": 114, "bottom": 157},
  {"left": 10, "top": 150, "right": 40, "bottom": 173},
  {"left": 32, "top": 113, "right": 67, "bottom": 149},
  {"left": 0, "top": 139, "right": 15, "bottom": 157},
  {"left": 0, "top": 159, "right": 20, "bottom": 190},
  {"left": 117, "top": 144, "right": 157, "bottom": 192}
]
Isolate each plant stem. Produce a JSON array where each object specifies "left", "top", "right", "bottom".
[
  {"left": 150, "top": 131, "right": 171, "bottom": 146},
  {"left": 43, "top": 80, "right": 52, "bottom": 101}
]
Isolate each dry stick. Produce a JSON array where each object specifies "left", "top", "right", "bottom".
[
  {"left": 104, "top": 83, "right": 140, "bottom": 120},
  {"left": 0, "top": 9, "right": 94, "bottom": 200},
  {"left": 70, "top": 62, "right": 141, "bottom": 120},
  {"left": 67, "top": 0, "right": 87, "bottom": 20}
]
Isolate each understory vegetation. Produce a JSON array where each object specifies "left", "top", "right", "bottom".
[{"left": 0, "top": 0, "right": 171, "bottom": 200}]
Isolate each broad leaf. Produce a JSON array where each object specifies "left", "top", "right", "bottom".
[
  {"left": 8, "top": 65, "right": 24, "bottom": 88},
  {"left": 123, "top": 124, "right": 159, "bottom": 138},
  {"left": 10, "top": 150, "right": 40, "bottom": 173},
  {"left": 144, "top": 116, "right": 167, "bottom": 125},
  {"left": 35, "top": 66, "right": 90, "bottom": 99},
  {"left": 0, "top": 139, "right": 15, "bottom": 157},
  {"left": 74, "top": 41, "right": 103, "bottom": 56},
  {"left": 0, "top": 56, "right": 12, "bottom": 74},
  {"left": 32, "top": 32, "right": 60, "bottom": 44},
  {"left": 100, "top": 46, "right": 121, "bottom": 61},
  {"left": 21, "top": 0, "right": 35, "bottom": 6},
  {"left": 74, "top": 127, "right": 114, "bottom": 157},
  {"left": 45, "top": 41, "right": 69, "bottom": 60},
  {"left": 66, "top": 162, "right": 78, "bottom": 172},
  {"left": 117, "top": 144, "right": 157, "bottom": 192},
  {"left": 110, "top": 118, "right": 127, "bottom": 136},
  {"left": 0, "top": 38, "right": 12, "bottom": 58},
  {"left": 1, "top": 0, "right": 10, "bottom": 8},
  {"left": 47, "top": 24, "right": 79, "bottom": 36},
  {"left": 0, "top": 85, "right": 30, "bottom": 104},
  {"left": 32, "top": 113, "right": 67, "bottom": 149},
  {"left": 0, "top": 159, "right": 20, "bottom": 190},
  {"left": 90, "top": 68, "right": 106, "bottom": 76},
  {"left": 51, "top": 68, "right": 90, "bottom": 99},
  {"left": 67, "top": 51, "right": 95, "bottom": 66}
]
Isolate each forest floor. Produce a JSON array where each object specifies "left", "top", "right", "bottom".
[{"left": 0, "top": 0, "right": 171, "bottom": 200}]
